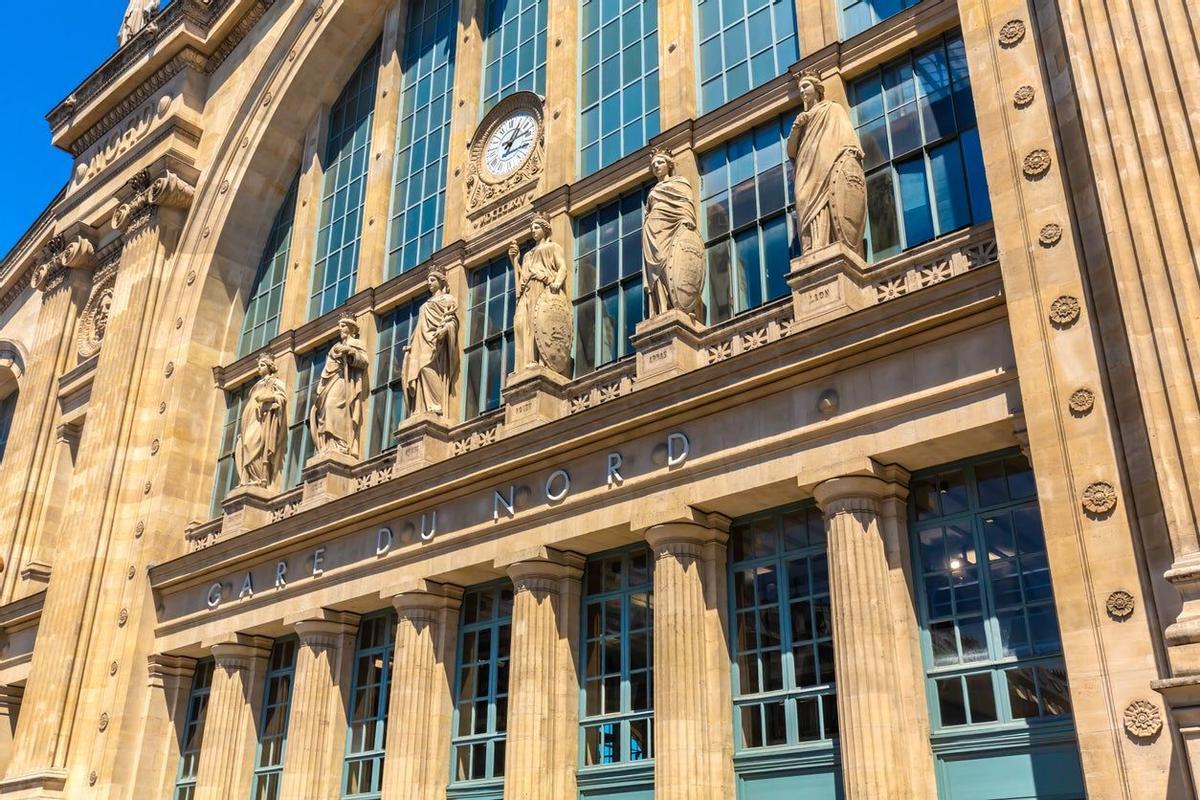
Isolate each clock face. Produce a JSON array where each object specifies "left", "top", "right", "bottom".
[{"left": 483, "top": 109, "right": 538, "bottom": 179}]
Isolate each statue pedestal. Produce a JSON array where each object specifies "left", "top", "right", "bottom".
[
  {"left": 302, "top": 450, "right": 359, "bottom": 507},
  {"left": 631, "top": 309, "right": 704, "bottom": 388},
  {"left": 222, "top": 484, "right": 275, "bottom": 535},
  {"left": 786, "top": 242, "right": 871, "bottom": 334},
  {"left": 502, "top": 365, "right": 570, "bottom": 434},
  {"left": 394, "top": 412, "right": 454, "bottom": 477}
]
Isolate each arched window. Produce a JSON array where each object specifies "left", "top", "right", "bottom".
[
  {"left": 0, "top": 345, "right": 23, "bottom": 464},
  {"left": 0, "top": 388, "right": 16, "bottom": 464},
  {"left": 238, "top": 175, "right": 299, "bottom": 357}
]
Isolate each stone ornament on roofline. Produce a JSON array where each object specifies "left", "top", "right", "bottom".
[{"left": 119, "top": 0, "right": 160, "bottom": 48}]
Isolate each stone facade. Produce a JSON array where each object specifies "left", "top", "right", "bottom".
[{"left": 0, "top": 0, "right": 1193, "bottom": 798}]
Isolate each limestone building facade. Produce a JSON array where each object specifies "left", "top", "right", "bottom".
[{"left": 0, "top": 0, "right": 1195, "bottom": 798}]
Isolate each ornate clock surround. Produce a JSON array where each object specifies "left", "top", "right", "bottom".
[{"left": 465, "top": 91, "right": 546, "bottom": 229}]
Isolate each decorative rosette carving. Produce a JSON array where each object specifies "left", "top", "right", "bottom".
[
  {"left": 1038, "top": 223, "right": 1063, "bottom": 247},
  {"left": 999, "top": 19, "right": 1027, "bottom": 46},
  {"left": 1049, "top": 295, "right": 1081, "bottom": 326},
  {"left": 1023, "top": 148, "right": 1052, "bottom": 177},
  {"left": 1069, "top": 388, "right": 1095, "bottom": 415},
  {"left": 1123, "top": 699, "right": 1162, "bottom": 739},
  {"left": 1082, "top": 481, "right": 1118, "bottom": 515},
  {"left": 1013, "top": 85, "right": 1036, "bottom": 107},
  {"left": 1106, "top": 590, "right": 1135, "bottom": 620}
]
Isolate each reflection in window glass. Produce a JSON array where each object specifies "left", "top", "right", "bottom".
[
  {"left": 697, "top": 0, "right": 799, "bottom": 113},
  {"left": 172, "top": 660, "right": 214, "bottom": 800},
  {"left": 481, "top": 0, "right": 548, "bottom": 112},
  {"left": 912, "top": 452, "right": 1072, "bottom": 730},
  {"left": 451, "top": 584, "right": 514, "bottom": 785},
  {"left": 840, "top": 0, "right": 920, "bottom": 40},
  {"left": 251, "top": 639, "right": 297, "bottom": 800},
  {"left": 367, "top": 301, "right": 423, "bottom": 456},
  {"left": 209, "top": 384, "right": 251, "bottom": 516},
  {"left": 850, "top": 31, "right": 990, "bottom": 262},
  {"left": 239, "top": 176, "right": 299, "bottom": 356},
  {"left": 285, "top": 347, "right": 330, "bottom": 488},
  {"left": 699, "top": 113, "right": 798, "bottom": 324},
  {"left": 341, "top": 613, "right": 395, "bottom": 800},
  {"left": 463, "top": 256, "right": 516, "bottom": 418}
]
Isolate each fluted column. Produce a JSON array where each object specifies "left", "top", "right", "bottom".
[
  {"left": 0, "top": 688, "right": 23, "bottom": 779},
  {"left": 280, "top": 611, "right": 359, "bottom": 800},
  {"left": 644, "top": 516, "right": 733, "bottom": 800},
  {"left": 813, "top": 475, "right": 910, "bottom": 799},
  {"left": 500, "top": 546, "right": 584, "bottom": 800},
  {"left": 381, "top": 580, "right": 462, "bottom": 799},
  {"left": 194, "top": 635, "right": 271, "bottom": 800},
  {"left": 137, "top": 655, "right": 198, "bottom": 800}
]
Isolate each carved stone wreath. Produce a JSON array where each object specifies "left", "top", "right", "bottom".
[
  {"left": 1082, "top": 481, "right": 1118, "bottom": 515},
  {"left": 1049, "top": 295, "right": 1081, "bottom": 326},
  {"left": 1023, "top": 148, "right": 1052, "bottom": 178},
  {"left": 999, "top": 19, "right": 1027, "bottom": 47},
  {"left": 1106, "top": 590, "right": 1135, "bottom": 620},
  {"left": 1123, "top": 699, "right": 1162, "bottom": 739},
  {"left": 1068, "top": 388, "right": 1095, "bottom": 415},
  {"left": 77, "top": 273, "right": 116, "bottom": 360},
  {"left": 465, "top": 92, "right": 546, "bottom": 218},
  {"left": 1013, "top": 84, "right": 1036, "bottom": 108},
  {"left": 1038, "top": 223, "right": 1063, "bottom": 247}
]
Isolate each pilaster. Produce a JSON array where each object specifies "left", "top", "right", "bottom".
[
  {"left": 281, "top": 610, "right": 359, "bottom": 800},
  {"left": 192, "top": 636, "right": 271, "bottom": 800},
  {"left": 380, "top": 580, "right": 463, "bottom": 799},
  {"left": 657, "top": 0, "right": 698, "bottom": 126},
  {"left": 0, "top": 688, "right": 23, "bottom": 781},
  {"left": 498, "top": 546, "right": 584, "bottom": 800},
  {"left": 138, "top": 655, "right": 198, "bottom": 799},
  {"left": 280, "top": 109, "right": 329, "bottom": 329},
  {"left": 795, "top": 0, "right": 839, "bottom": 57},
  {"left": 643, "top": 515, "right": 734, "bottom": 800},
  {"left": 542, "top": 0, "right": 578, "bottom": 187},
  {"left": 443, "top": 0, "right": 484, "bottom": 244},
  {"left": 812, "top": 473, "right": 926, "bottom": 799}
]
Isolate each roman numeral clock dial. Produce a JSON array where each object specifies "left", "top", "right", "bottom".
[{"left": 483, "top": 109, "right": 538, "bottom": 179}]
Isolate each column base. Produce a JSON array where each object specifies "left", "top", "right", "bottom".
[
  {"left": 786, "top": 242, "right": 871, "bottom": 334},
  {"left": 302, "top": 450, "right": 358, "bottom": 507},
  {"left": 631, "top": 309, "right": 704, "bottom": 388},
  {"left": 502, "top": 366, "right": 570, "bottom": 434},
  {"left": 394, "top": 413, "right": 453, "bottom": 477},
  {"left": 221, "top": 484, "right": 275, "bottom": 535}
]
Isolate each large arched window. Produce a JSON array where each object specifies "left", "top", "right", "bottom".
[
  {"left": 0, "top": 345, "right": 23, "bottom": 464},
  {"left": 0, "top": 388, "right": 16, "bottom": 464},
  {"left": 238, "top": 175, "right": 299, "bottom": 357}
]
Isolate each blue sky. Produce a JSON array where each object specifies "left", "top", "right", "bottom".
[{"left": 0, "top": 3, "right": 129, "bottom": 259}]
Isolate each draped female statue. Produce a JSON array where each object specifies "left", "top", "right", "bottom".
[
  {"left": 309, "top": 316, "right": 368, "bottom": 458},
  {"left": 402, "top": 268, "right": 459, "bottom": 417},
  {"left": 508, "top": 214, "right": 571, "bottom": 376},
  {"left": 642, "top": 147, "right": 705, "bottom": 320},
  {"left": 786, "top": 70, "right": 867, "bottom": 256},
  {"left": 234, "top": 354, "right": 288, "bottom": 488},
  {"left": 119, "top": 0, "right": 158, "bottom": 47}
]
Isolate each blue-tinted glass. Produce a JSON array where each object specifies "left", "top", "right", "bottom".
[
  {"left": 840, "top": 0, "right": 916, "bottom": 39},
  {"left": 574, "top": 188, "right": 650, "bottom": 376},
  {"left": 929, "top": 139, "right": 970, "bottom": 234},
  {"left": 897, "top": 157, "right": 934, "bottom": 247},
  {"left": 310, "top": 42, "right": 381, "bottom": 319},
  {"left": 251, "top": 640, "right": 297, "bottom": 800},
  {"left": 172, "top": 661, "right": 214, "bottom": 800},
  {"left": 699, "top": 113, "right": 797, "bottom": 323},
  {"left": 697, "top": 0, "right": 799, "bottom": 113},
  {"left": 367, "top": 300, "right": 424, "bottom": 455},
  {"left": 452, "top": 585, "right": 514, "bottom": 783},
  {"left": 208, "top": 385, "right": 251, "bottom": 516},
  {"left": 239, "top": 176, "right": 298, "bottom": 356},
  {"left": 482, "top": 0, "right": 548, "bottom": 111},
  {"left": 341, "top": 614, "right": 395, "bottom": 800},
  {"left": 464, "top": 257, "right": 515, "bottom": 417},
  {"left": 388, "top": 0, "right": 458, "bottom": 277}
]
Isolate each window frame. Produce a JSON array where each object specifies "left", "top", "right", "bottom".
[
  {"left": 173, "top": 659, "right": 215, "bottom": 800},
  {"left": 284, "top": 346, "right": 330, "bottom": 489},
  {"left": 250, "top": 638, "right": 298, "bottom": 800},
  {"left": 462, "top": 256, "right": 516, "bottom": 420},
  {"left": 340, "top": 612, "right": 396, "bottom": 800},
  {"left": 480, "top": 0, "right": 548, "bottom": 113},
  {"left": 695, "top": 0, "right": 800, "bottom": 114},
  {"left": 367, "top": 300, "right": 424, "bottom": 456},
  {"left": 238, "top": 175, "right": 299, "bottom": 357}
]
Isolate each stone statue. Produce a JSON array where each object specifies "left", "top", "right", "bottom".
[
  {"left": 787, "top": 70, "right": 867, "bottom": 257},
  {"left": 309, "top": 315, "right": 368, "bottom": 458},
  {"left": 643, "top": 147, "right": 705, "bottom": 320},
  {"left": 234, "top": 354, "right": 288, "bottom": 488},
  {"left": 402, "top": 268, "right": 459, "bottom": 416},
  {"left": 119, "top": 0, "right": 158, "bottom": 47},
  {"left": 508, "top": 214, "right": 572, "bottom": 376}
]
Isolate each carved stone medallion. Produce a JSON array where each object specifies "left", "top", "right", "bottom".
[
  {"left": 1123, "top": 700, "right": 1162, "bottom": 739},
  {"left": 1106, "top": 590, "right": 1135, "bottom": 620},
  {"left": 77, "top": 276, "right": 115, "bottom": 360},
  {"left": 465, "top": 92, "right": 546, "bottom": 229},
  {"left": 1069, "top": 388, "right": 1095, "bottom": 415},
  {"left": 999, "top": 19, "right": 1027, "bottom": 47},
  {"left": 1049, "top": 296, "right": 1081, "bottom": 326},
  {"left": 1023, "top": 148, "right": 1052, "bottom": 178},
  {"left": 1038, "top": 223, "right": 1063, "bottom": 247},
  {"left": 1013, "top": 85, "right": 1036, "bottom": 108},
  {"left": 1082, "top": 481, "right": 1118, "bottom": 515}
]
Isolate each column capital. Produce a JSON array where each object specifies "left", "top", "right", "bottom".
[
  {"left": 29, "top": 227, "right": 98, "bottom": 293},
  {"left": 813, "top": 466, "right": 910, "bottom": 516},
  {"left": 112, "top": 162, "right": 197, "bottom": 233},
  {"left": 496, "top": 545, "right": 585, "bottom": 591},
  {"left": 205, "top": 634, "right": 272, "bottom": 671},
  {"left": 644, "top": 512, "right": 731, "bottom": 558},
  {"left": 146, "top": 653, "right": 198, "bottom": 687},
  {"left": 287, "top": 609, "right": 360, "bottom": 649},
  {"left": 386, "top": 579, "right": 464, "bottom": 619}
]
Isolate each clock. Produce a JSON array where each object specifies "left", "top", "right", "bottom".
[
  {"left": 465, "top": 92, "right": 546, "bottom": 220},
  {"left": 483, "top": 108, "right": 538, "bottom": 179}
]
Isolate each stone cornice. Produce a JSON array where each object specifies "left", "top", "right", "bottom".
[{"left": 48, "top": 0, "right": 278, "bottom": 156}]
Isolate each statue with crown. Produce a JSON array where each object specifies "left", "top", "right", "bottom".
[
  {"left": 787, "top": 69, "right": 867, "bottom": 261},
  {"left": 643, "top": 146, "right": 705, "bottom": 322}
]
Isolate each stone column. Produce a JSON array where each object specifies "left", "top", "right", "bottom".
[
  {"left": 542, "top": 0, "right": 578, "bottom": 187},
  {"left": 1, "top": 166, "right": 195, "bottom": 795},
  {"left": 280, "top": 611, "right": 359, "bottom": 800},
  {"left": 644, "top": 516, "right": 734, "bottom": 800},
  {"left": 500, "top": 546, "right": 584, "bottom": 800},
  {"left": 442, "top": 0, "right": 484, "bottom": 244},
  {"left": 0, "top": 688, "right": 23, "bottom": 779},
  {"left": 136, "top": 655, "right": 198, "bottom": 799},
  {"left": 657, "top": 0, "right": 698, "bottom": 126},
  {"left": 381, "top": 580, "right": 462, "bottom": 799},
  {"left": 193, "top": 636, "right": 271, "bottom": 800},
  {"left": 813, "top": 475, "right": 912, "bottom": 800},
  {"left": 0, "top": 231, "right": 95, "bottom": 603}
]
